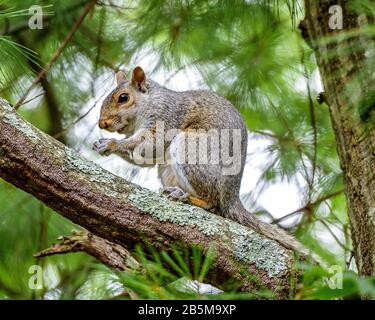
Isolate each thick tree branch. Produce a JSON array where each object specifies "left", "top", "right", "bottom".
[
  {"left": 0, "top": 98, "right": 306, "bottom": 297},
  {"left": 34, "top": 230, "right": 139, "bottom": 271}
]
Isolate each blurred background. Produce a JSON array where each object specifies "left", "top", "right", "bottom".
[{"left": 0, "top": 0, "right": 373, "bottom": 299}]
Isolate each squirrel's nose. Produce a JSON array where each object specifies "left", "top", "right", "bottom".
[{"left": 99, "top": 119, "right": 113, "bottom": 129}]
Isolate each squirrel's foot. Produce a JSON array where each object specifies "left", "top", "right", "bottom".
[
  {"left": 162, "top": 187, "right": 215, "bottom": 211},
  {"left": 162, "top": 186, "right": 190, "bottom": 203},
  {"left": 93, "top": 138, "right": 118, "bottom": 156}
]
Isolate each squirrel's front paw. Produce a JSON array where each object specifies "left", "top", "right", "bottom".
[{"left": 93, "top": 138, "right": 117, "bottom": 156}]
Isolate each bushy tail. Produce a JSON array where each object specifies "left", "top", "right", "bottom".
[{"left": 227, "top": 199, "right": 308, "bottom": 255}]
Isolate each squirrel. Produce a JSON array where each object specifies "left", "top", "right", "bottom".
[{"left": 93, "top": 66, "right": 304, "bottom": 252}]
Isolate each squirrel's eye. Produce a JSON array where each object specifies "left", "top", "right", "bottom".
[{"left": 118, "top": 93, "right": 129, "bottom": 103}]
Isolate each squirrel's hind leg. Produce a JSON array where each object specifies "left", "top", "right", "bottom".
[
  {"left": 162, "top": 186, "right": 189, "bottom": 203},
  {"left": 162, "top": 186, "right": 215, "bottom": 211}
]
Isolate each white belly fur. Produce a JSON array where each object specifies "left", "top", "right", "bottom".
[{"left": 157, "top": 132, "right": 197, "bottom": 197}]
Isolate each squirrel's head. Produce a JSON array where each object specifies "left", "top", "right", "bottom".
[{"left": 98, "top": 66, "right": 148, "bottom": 134}]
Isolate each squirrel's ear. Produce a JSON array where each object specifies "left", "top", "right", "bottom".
[
  {"left": 116, "top": 71, "right": 127, "bottom": 85},
  {"left": 131, "top": 66, "right": 147, "bottom": 92}
]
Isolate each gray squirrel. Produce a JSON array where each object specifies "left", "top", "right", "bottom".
[{"left": 93, "top": 66, "right": 303, "bottom": 252}]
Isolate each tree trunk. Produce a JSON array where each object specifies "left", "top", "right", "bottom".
[
  {"left": 0, "top": 98, "right": 307, "bottom": 298},
  {"left": 301, "top": 0, "right": 375, "bottom": 276}
]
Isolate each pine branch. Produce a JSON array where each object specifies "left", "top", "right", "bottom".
[
  {"left": 14, "top": 0, "right": 97, "bottom": 109},
  {"left": 0, "top": 1, "right": 88, "bottom": 36}
]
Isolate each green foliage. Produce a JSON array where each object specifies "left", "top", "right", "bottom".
[
  {"left": 0, "top": 182, "right": 94, "bottom": 299},
  {"left": 358, "top": 89, "right": 375, "bottom": 121},
  {"left": 0, "top": 0, "right": 374, "bottom": 300},
  {"left": 112, "top": 245, "right": 271, "bottom": 300},
  {"left": 298, "top": 264, "right": 375, "bottom": 300}
]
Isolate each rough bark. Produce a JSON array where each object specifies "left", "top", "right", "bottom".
[
  {"left": 34, "top": 231, "right": 139, "bottom": 271},
  {"left": 0, "top": 98, "right": 305, "bottom": 297},
  {"left": 301, "top": 0, "right": 375, "bottom": 276}
]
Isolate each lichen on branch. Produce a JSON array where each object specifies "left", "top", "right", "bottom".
[{"left": 0, "top": 97, "right": 307, "bottom": 297}]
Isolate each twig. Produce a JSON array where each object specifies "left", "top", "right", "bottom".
[
  {"left": 16, "top": 90, "right": 45, "bottom": 107},
  {"left": 96, "top": 0, "right": 135, "bottom": 10},
  {"left": 53, "top": 79, "right": 110, "bottom": 139},
  {"left": 251, "top": 129, "right": 279, "bottom": 140},
  {"left": 53, "top": 103, "right": 96, "bottom": 139},
  {"left": 300, "top": 47, "right": 318, "bottom": 202},
  {"left": 318, "top": 219, "right": 349, "bottom": 251},
  {"left": 272, "top": 189, "right": 344, "bottom": 225},
  {"left": 14, "top": 0, "right": 96, "bottom": 109},
  {"left": 346, "top": 251, "right": 354, "bottom": 269},
  {"left": 267, "top": 96, "right": 312, "bottom": 187},
  {"left": 91, "top": 5, "right": 106, "bottom": 97},
  {"left": 72, "top": 36, "right": 119, "bottom": 71}
]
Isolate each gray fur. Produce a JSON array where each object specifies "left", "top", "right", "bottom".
[{"left": 97, "top": 76, "right": 248, "bottom": 217}]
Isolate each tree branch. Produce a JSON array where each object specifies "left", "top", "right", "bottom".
[
  {"left": 34, "top": 230, "right": 139, "bottom": 271},
  {"left": 14, "top": 0, "right": 97, "bottom": 109},
  {"left": 272, "top": 189, "right": 344, "bottom": 225},
  {"left": 14, "top": 33, "right": 66, "bottom": 144},
  {"left": 0, "top": 98, "right": 307, "bottom": 297}
]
